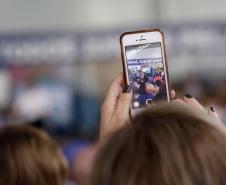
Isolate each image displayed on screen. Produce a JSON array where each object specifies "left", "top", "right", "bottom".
[{"left": 125, "top": 42, "right": 167, "bottom": 109}]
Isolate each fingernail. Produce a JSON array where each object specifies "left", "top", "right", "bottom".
[
  {"left": 123, "top": 85, "right": 131, "bottom": 93},
  {"left": 184, "top": 94, "right": 192, "bottom": 98},
  {"left": 210, "top": 106, "right": 215, "bottom": 112}
]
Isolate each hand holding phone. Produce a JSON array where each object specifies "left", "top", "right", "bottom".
[
  {"left": 100, "top": 74, "right": 132, "bottom": 140},
  {"left": 120, "top": 29, "right": 171, "bottom": 116}
]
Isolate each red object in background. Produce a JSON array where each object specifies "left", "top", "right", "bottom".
[{"left": 155, "top": 76, "right": 162, "bottom": 81}]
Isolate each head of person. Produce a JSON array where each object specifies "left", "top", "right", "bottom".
[
  {"left": 90, "top": 103, "right": 226, "bottom": 185},
  {"left": 145, "top": 83, "right": 159, "bottom": 94},
  {"left": 0, "top": 126, "right": 68, "bottom": 185}
]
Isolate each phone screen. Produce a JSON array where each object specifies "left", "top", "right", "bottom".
[{"left": 125, "top": 42, "right": 168, "bottom": 109}]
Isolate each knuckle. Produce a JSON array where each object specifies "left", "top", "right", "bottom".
[{"left": 112, "top": 114, "right": 126, "bottom": 127}]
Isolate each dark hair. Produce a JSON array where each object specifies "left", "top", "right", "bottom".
[
  {"left": 91, "top": 103, "right": 226, "bottom": 185},
  {"left": 0, "top": 126, "right": 67, "bottom": 185}
]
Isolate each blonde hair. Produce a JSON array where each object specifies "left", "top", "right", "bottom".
[
  {"left": 91, "top": 103, "right": 226, "bottom": 185},
  {"left": 0, "top": 126, "right": 68, "bottom": 185}
]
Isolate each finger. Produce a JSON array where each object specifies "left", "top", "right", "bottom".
[
  {"left": 100, "top": 86, "right": 132, "bottom": 140},
  {"left": 106, "top": 73, "right": 125, "bottom": 97},
  {"left": 101, "top": 73, "right": 124, "bottom": 130},
  {"left": 113, "top": 86, "right": 132, "bottom": 126},
  {"left": 183, "top": 94, "right": 205, "bottom": 112},
  {"left": 101, "top": 73, "right": 125, "bottom": 123},
  {"left": 171, "top": 97, "right": 185, "bottom": 104},
  {"left": 207, "top": 106, "right": 222, "bottom": 124}
]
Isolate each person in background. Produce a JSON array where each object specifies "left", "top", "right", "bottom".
[
  {"left": 0, "top": 126, "right": 68, "bottom": 185},
  {"left": 90, "top": 73, "right": 226, "bottom": 185}
]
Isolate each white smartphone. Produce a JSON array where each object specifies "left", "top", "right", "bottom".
[{"left": 120, "top": 29, "right": 171, "bottom": 116}]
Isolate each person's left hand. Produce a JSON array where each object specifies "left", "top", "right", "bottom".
[{"left": 100, "top": 74, "right": 132, "bottom": 141}]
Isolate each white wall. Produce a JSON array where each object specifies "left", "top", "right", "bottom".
[
  {"left": 0, "top": 0, "right": 225, "bottom": 32},
  {"left": 161, "top": 0, "right": 226, "bottom": 23},
  {"left": 0, "top": 0, "right": 152, "bottom": 32}
]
